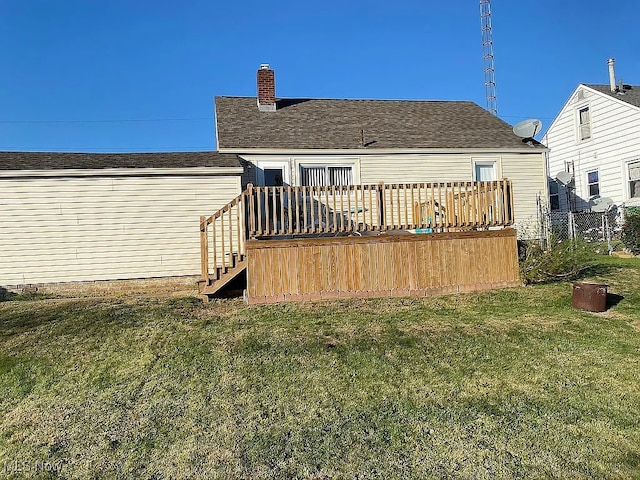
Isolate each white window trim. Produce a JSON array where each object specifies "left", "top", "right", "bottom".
[
  {"left": 255, "top": 160, "right": 291, "bottom": 186},
  {"left": 293, "top": 157, "right": 360, "bottom": 186},
  {"left": 627, "top": 159, "right": 640, "bottom": 201},
  {"left": 472, "top": 158, "right": 499, "bottom": 181},
  {"left": 586, "top": 169, "right": 599, "bottom": 198},
  {"left": 576, "top": 104, "right": 592, "bottom": 143},
  {"left": 299, "top": 164, "right": 354, "bottom": 186}
]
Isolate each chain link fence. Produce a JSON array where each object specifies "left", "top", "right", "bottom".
[{"left": 515, "top": 204, "right": 628, "bottom": 253}]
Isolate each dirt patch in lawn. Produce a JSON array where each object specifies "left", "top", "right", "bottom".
[{"left": 5, "top": 276, "right": 202, "bottom": 299}]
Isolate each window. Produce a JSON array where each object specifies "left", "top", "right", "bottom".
[
  {"left": 629, "top": 161, "right": 640, "bottom": 198},
  {"left": 549, "top": 181, "right": 560, "bottom": 211},
  {"left": 587, "top": 170, "right": 599, "bottom": 197},
  {"left": 300, "top": 165, "right": 353, "bottom": 186},
  {"left": 256, "top": 160, "right": 290, "bottom": 186},
  {"left": 578, "top": 107, "right": 591, "bottom": 141},
  {"left": 264, "top": 168, "right": 284, "bottom": 186},
  {"left": 474, "top": 162, "right": 496, "bottom": 181}
]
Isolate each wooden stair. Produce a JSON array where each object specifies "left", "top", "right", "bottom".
[
  {"left": 199, "top": 191, "right": 250, "bottom": 301},
  {"left": 199, "top": 253, "right": 247, "bottom": 298}
]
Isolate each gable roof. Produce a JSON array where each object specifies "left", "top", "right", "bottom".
[
  {"left": 584, "top": 84, "right": 640, "bottom": 109},
  {"left": 0, "top": 151, "right": 241, "bottom": 171},
  {"left": 215, "top": 97, "right": 543, "bottom": 150},
  {"left": 543, "top": 83, "right": 640, "bottom": 139}
]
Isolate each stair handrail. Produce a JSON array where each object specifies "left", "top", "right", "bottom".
[{"left": 200, "top": 190, "right": 248, "bottom": 285}]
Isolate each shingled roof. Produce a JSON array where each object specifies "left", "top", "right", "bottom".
[
  {"left": 0, "top": 151, "right": 241, "bottom": 171},
  {"left": 215, "top": 96, "right": 542, "bottom": 150},
  {"left": 585, "top": 84, "right": 640, "bottom": 109}
]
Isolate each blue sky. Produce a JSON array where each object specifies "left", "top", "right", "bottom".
[{"left": 1, "top": 0, "right": 639, "bottom": 152}]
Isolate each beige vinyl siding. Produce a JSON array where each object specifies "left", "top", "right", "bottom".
[
  {"left": 241, "top": 152, "right": 546, "bottom": 229},
  {"left": 501, "top": 154, "right": 548, "bottom": 221},
  {"left": 360, "top": 154, "right": 473, "bottom": 184},
  {"left": 0, "top": 173, "right": 240, "bottom": 285},
  {"left": 363, "top": 153, "right": 547, "bottom": 231},
  {"left": 363, "top": 154, "right": 480, "bottom": 228}
]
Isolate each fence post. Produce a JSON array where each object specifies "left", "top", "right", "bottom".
[
  {"left": 604, "top": 213, "right": 612, "bottom": 253},
  {"left": 567, "top": 210, "right": 573, "bottom": 242}
]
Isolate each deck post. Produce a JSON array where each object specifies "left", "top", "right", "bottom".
[
  {"left": 378, "top": 182, "right": 385, "bottom": 230},
  {"left": 246, "top": 183, "right": 255, "bottom": 239},
  {"left": 200, "top": 216, "right": 209, "bottom": 285}
]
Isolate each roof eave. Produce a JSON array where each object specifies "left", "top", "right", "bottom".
[
  {"left": 582, "top": 84, "right": 640, "bottom": 112},
  {"left": 0, "top": 166, "right": 244, "bottom": 178},
  {"left": 218, "top": 147, "right": 548, "bottom": 155}
]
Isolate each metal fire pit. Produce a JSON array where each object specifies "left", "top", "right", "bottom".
[{"left": 572, "top": 282, "right": 608, "bottom": 312}]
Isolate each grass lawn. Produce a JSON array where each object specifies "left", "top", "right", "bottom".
[{"left": 1, "top": 257, "right": 639, "bottom": 479}]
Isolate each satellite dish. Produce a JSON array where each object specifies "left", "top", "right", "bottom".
[
  {"left": 513, "top": 119, "right": 543, "bottom": 139},
  {"left": 555, "top": 171, "right": 574, "bottom": 186},
  {"left": 589, "top": 196, "right": 614, "bottom": 212}
]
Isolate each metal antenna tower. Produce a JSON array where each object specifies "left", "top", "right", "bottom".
[{"left": 480, "top": 0, "right": 497, "bottom": 115}]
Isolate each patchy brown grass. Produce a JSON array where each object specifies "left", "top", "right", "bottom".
[{"left": 1, "top": 257, "right": 640, "bottom": 478}]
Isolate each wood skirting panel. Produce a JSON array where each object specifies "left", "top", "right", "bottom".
[{"left": 245, "top": 229, "right": 520, "bottom": 304}]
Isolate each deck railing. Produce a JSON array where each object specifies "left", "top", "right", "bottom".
[
  {"left": 200, "top": 180, "right": 513, "bottom": 286},
  {"left": 245, "top": 180, "right": 513, "bottom": 237},
  {"left": 200, "top": 192, "right": 247, "bottom": 284}
]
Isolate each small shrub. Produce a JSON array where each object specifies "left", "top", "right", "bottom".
[
  {"left": 519, "top": 239, "right": 597, "bottom": 285},
  {"left": 621, "top": 213, "right": 640, "bottom": 255},
  {"left": 624, "top": 206, "right": 640, "bottom": 217}
]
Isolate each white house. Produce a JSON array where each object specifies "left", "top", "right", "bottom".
[{"left": 543, "top": 59, "right": 640, "bottom": 212}]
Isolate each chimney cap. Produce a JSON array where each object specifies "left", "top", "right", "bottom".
[{"left": 259, "top": 63, "right": 270, "bottom": 70}]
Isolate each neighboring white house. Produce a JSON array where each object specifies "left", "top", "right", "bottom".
[
  {"left": 215, "top": 65, "right": 549, "bottom": 233},
  {"left": 0, "top": 152, "right": 242, "bottom": 286},
  {"left": 543, "top": 59, "right": 640, "bottom": 212}
]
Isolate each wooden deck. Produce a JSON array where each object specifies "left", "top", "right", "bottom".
[
  {"left": 245, "top": 229, "right": 520, "bottom": 305},
  {"left": 199, "top": 180, "right": 518, "bottom": 301}
]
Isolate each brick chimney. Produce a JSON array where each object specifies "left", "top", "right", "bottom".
[{"left": 257, "top": 64, "right": 276, "bottom": 112}]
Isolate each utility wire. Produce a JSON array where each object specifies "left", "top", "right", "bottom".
[
  {"left": 0, "top": 114, "right": 554, "bottom": 124},
  {"left": 0, "top": 146, "right": 216, "bottom": 152},
  {"left": 0, "top": 117, "right": 213, "bottom": 124},
  {"left": 500, "top": 114, "right": 555, "bottom": 120}
]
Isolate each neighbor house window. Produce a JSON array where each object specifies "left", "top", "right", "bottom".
[
  {"left": 578, "top": 107, "right": 591, "bottom": 141},
  {"left": 629, "top": 161, "right": 640, "bottom": 198},
  {"left": 300, "top": 165, "right": 353, "bottom": 186},
  {"left": 549, "top": 181, "right": 560, "bottom": 211},
  {"left": 587, "top": 170, "right": 599, "bottom": 197}
]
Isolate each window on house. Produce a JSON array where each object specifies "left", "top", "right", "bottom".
[
  {"left": 587, "top": 170, "right": 600, "bottom": 197},
  {"left": 474, "top": 162, "right": 496, "bottom": 181},
  {"left": 629, "top": 161, "right": 640, "bottom": 198},
  {"left": 300, "top": 165, "right": 353, "bottom": 186},
  {"left": 578, "top": 107, "right": 591, "bottom": 141},
  {"left": 549, "top": 181, "right": 560, "bottom": 211}
]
